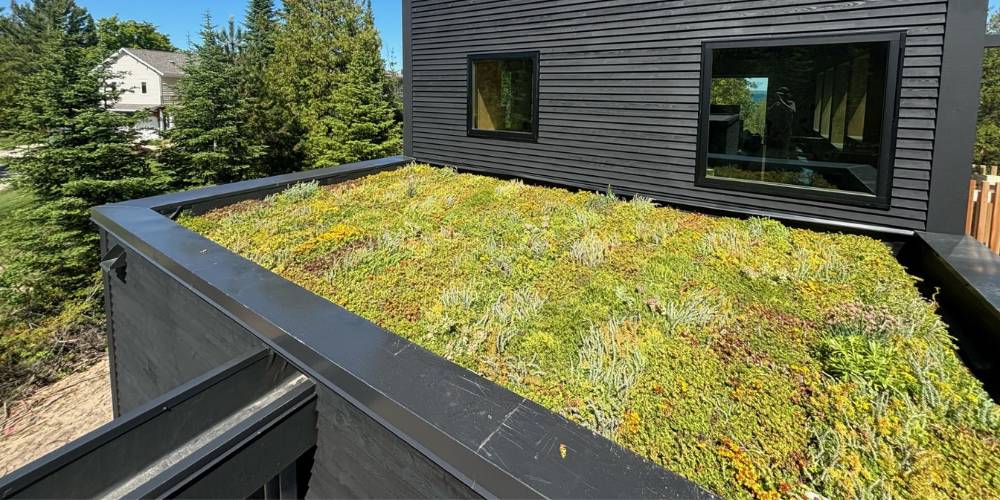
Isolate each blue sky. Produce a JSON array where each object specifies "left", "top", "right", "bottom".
[
  {"left": 68, "top": 0, "right": 1000, "bottom": 66},
  {"left": 77, "top": 0, "right": 403, "bottom": 68}
]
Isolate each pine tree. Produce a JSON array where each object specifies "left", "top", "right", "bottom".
[
  {"left": 269, "top": 0, "right": 401, "bottom": 169},
  {"left": 241, "top": 0, "right": 301, "bottom": 174},
  {"left": 218, "top": 16, "right": 244, "bottom": 58},
  {"left": 977, "top": 10, "right": 1000, "bottom": 164},
  {"left": 160, "top": 13, "right": 264, "bottom": 188},
  {"left": 5, "top": 1, "right": 159, "bottom": 314},
  {"left": 311, "top": 1, "right": 401, "bottom": 166},
  {"left": 1, "top": 0, "right": 94, "bottom": 137}
]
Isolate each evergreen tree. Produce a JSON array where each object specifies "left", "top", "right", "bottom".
[
  {"left": 0, "top": 8, "right": 17, "bottom": 133},
  {"left": 312, "top": 1, "right": 400, "bottom": 166},
  {"left": 160, "top": 13, "right": 264, "bottom": 188},
  {"left": 218, "top": 16, "right": 244, "bottom": 58},
  {"left": 977, "top": 10, "right": 1000, "bottom": 165},
  {"left": 0, "top": 0, "right": 94, "bottom": 136},
  {"left": 269, "top": 0, "right": 401, "bottom": 169},
  {"left": 269, "top": 0, "right": 355, "bottom": 169},
  {"left": 241, "top": 0, "right": 301, "bottom": 174},
  {"left": 5, "top": 1, "right": 159, "bottom": 314}
]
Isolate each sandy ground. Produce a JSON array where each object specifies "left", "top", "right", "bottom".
[{"left": 0, "top": 358, "right": 112, "bottom": 476}]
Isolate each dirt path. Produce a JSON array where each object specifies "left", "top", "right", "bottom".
[{"left": 0, "top": 358, "right": 112, "bottom": 476}]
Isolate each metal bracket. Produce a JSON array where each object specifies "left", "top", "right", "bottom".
[
  {"left": 100, "top": 244, "right": 127, "bottom": 282},
  {"left": 167, "top": 206, "right": 184, "bottom": 221}
]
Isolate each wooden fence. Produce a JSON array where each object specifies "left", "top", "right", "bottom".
[{"left": 967, "top": 165, "right": 1000, "bottom": 254}]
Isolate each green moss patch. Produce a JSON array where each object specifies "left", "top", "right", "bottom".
[{"left": 182, "top": 165, "right": 1000, "bottom": 499}]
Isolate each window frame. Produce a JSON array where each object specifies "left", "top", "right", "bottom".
[
  {"left": 466, "top": 51, "right": 540, "bottom": 142},
  {"left": 694, "top": 31, "right": 905, "bottom": 209},
  {"left": 141, "top": 81, "right": 148, "bottom": 94}
]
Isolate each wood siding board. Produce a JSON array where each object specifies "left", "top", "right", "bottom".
[
  {"left": 306, "top": 386, "right": 480, "bottom": 499},
  {"left": 414, "top": 0, "right": 944, "bottom": 44},
  {"left": 414, "top": 148, "right": 929, "bottom": 221},
  {"left": 409, "top": 0, "right": 948, "bottom": 231},
  {"left": 411, "top": 1, "right": 944, "bottom": 41},
  {"left": 108, "top": 245, "right": 264, "bottom": 413},
  {"left": 417, "top": 153, "right": 928, "bottom": 229}
]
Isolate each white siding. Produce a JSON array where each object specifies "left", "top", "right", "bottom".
[{"left": 109, "top": 53, "right": 163, "bottom": 109}]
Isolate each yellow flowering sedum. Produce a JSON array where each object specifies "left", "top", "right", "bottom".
[{"left": 183, "top": 165, "right": 1000, "bottom": 499}]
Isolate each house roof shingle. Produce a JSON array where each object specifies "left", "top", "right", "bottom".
[{"left": 122, "top": 48, "right": 189, "bottom": 78}]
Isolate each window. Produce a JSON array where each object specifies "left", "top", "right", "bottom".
[
  {"left": 141, "top": 82, "right": 147, "bottom": 94},
  {"left": 467, "top": 52, "right": 539, "bottom": 141},
  {"left": 697, "top": 33, "right": 903, "bottom": 207}
]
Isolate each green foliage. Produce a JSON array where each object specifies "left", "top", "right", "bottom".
[
  {"left": 95, "top": 15, "right": 174, "bottom": 56},
  {"left": 269, "top": 0, "right": 401, "bottom": 169},
  {"left": 185, "top": 165, "right": 1000, "bottom": 500},
  {"left": 0, "top": 189, "right": 105, "bottom": 403},
  {"left": 977, "top": 11, "right": 1000, "bottom": 164},
  {"left": 239, "top": 0, "right": 301, "bottom": 175},
  {"left": 306, "top": 3, "right": 401, "bottom": 166},
  {"left": 1, "top": 1, "right": 161, "bottom": 402},
  {"left": 160, "top": 13, "right": 265, "bottom": 188},
  {"left": 0, "top": 280, "right": 104, "bottom": 403},
  {"left": 712, "top": 78, "right": 766, "bottom": 135},
  {"left": 1, "top": 0, "right": 95, "bottom": 139},
  {"left": 10, "top": 14, "right": 160, "bottom": 206}
]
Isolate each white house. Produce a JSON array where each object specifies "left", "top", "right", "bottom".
[{"left": 104, "top": 48, "right": 189, "bottom": 136}]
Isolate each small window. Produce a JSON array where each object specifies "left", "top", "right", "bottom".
[
  {"left": 141, "top": 82, "right": 147, "bottom": 94},
  {"left": 697, "top": 33, "right": 903, "bottom": 207},
  {"left": 467, "top": 52, "right": 539, "bottom": 141}
]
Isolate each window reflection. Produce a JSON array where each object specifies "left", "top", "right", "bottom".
[
  {"left": 471, "top": 58, "right": 535, "bottom": 134},
  {"left": 705, "top": 41, "right": 891, "bottom": 196}
]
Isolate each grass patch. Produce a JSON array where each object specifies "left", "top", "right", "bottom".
[
  {"left": 183, "top": 164, "right": 1000, "bottom": 499},
  {"left": 0, "top": 188, "right": 105, "bottom": 404}
]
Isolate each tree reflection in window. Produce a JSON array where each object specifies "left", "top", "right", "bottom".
[
  {"left": 704, "top": 40, "right": 893, "bottom": 197},
  {"left": 471, "top": 57, "right": 535, "bottom": 135}
]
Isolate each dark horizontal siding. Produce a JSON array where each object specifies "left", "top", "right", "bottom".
[{"left": 408, "top": 0, "right": 950, "bottom": 230}]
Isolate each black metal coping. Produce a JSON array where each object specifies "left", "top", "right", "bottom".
[
  {"left": 916, "top": 232, "right": 1000, "bottom": 318},
  {"left": 902, "top": 232, "right": 1000, "bottom": 397},
  {"left": 122, "top": 156, "right": 414, "bottom": 215},
  {"left": 92, "top": 157, "right": 713, "bottom": 499}
]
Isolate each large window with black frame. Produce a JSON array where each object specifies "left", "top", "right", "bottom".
[
  {"left": 467, "top": 52, "right": 539, "bottom": 141},
  {"left": 697, "top": 33, "right": 903, "bottom": 206}
]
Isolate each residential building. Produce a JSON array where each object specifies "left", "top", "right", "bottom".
[{"left": 105, "top": 48, "right": 189, "bottom": 136}]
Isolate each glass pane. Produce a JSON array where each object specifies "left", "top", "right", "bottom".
[
  {"left": 706, "top": 41, "right": 890, "bottom": 196},
  {"left": 472, "top": 58, "right": 534, "bottom": 133}
]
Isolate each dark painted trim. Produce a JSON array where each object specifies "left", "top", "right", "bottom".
[
  {"left": 906, "top": 232, "right": 1000, "bottom": 336},
  {"left": 0, "top": 349, "right": 275, "bottom": 498},
  {"left": 89, "top": 160, "right": 713, "bottom": 499},
  {"left": 114, "top": 156, "right": 412, "bottom": 215},
  {"left": 899, "top": 232, "right": 1000, "bottom": 396},
  {"left": 927, "top": 0, "right": 989, "bottom": 233},
  {"left": 403, "top": 0, "right": 413, "bottom": 157},
  {"left": 98, "top": 231, "right": 121, "bottom": 418},
  {"left": 694, "top": 31, "right": 905, "bottom": 210},
  {"left": 466, "top": 51, "right": 540, "bottom": 142},
  {"left": 129, "top": 378, "right": 316, "bottom": 499}
]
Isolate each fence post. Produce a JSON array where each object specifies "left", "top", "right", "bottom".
[
  {"left": 966, "top": 179, "right": 976, "bottom": 235},
  {"left": 987, "top": 182, "right": 1000, "bottom": 254}
]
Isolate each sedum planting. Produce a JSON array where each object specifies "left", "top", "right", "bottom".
[{"left": 183, "top": 164, "right": 1000, "bottom": 499}]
